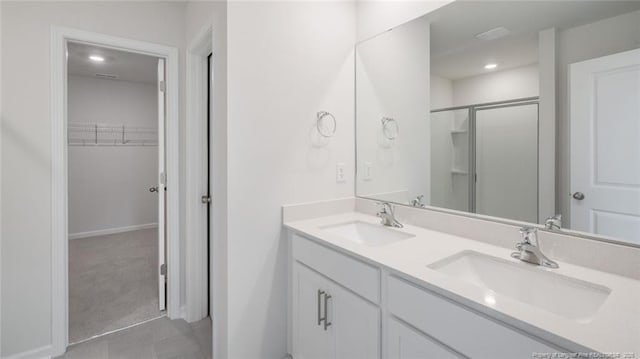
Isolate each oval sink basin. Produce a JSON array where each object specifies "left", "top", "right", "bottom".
[
  {"left": 428, "top": 250, "right": 611, "bottom": 323},
  {"left": 320, "top": 220, "right": 415, "bottom": 247}
]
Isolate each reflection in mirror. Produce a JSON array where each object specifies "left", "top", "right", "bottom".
[{"left": 355, "top": 1, "right": 640, "bottom": 246}]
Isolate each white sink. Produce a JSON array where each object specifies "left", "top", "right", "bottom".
[
  {"left": 428, "top": 250, "right": 611, "bottom": 323},
  {"left": 320, "top": 220, "right": 415, "bottom": 247}
]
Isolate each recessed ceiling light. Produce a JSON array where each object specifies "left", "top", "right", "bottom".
[
  {"left": 484, "top": 63, "right": 498, "bottom": 70},
  {"left": 89, "top": 55, "right": 105, "bottom": 62}
]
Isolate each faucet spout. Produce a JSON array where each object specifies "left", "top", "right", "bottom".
[
  {"left": 511, "top": 227, "right": 558, "bottom": 269},
  {"left": 376, "top": 202, "right": 403, "bottom": 228}
]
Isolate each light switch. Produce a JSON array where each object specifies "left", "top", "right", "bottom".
[
  {"left": 364, "top": 161, "right": 373, "bottom": 181},
  {"left": 336, "top": 163, "right": 346, "bottom": 183}
]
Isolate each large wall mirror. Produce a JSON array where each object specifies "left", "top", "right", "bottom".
[{"left": 355, "top": 1, "right": 640, "bottom": 246}]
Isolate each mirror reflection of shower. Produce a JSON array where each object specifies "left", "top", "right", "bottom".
[{"left": 430, "top": 98, "right": 539, "bottom": 223}]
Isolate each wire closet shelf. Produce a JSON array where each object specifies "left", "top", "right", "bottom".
[{"left": 68, "top": 123, "right": 158, "bottom": 146}]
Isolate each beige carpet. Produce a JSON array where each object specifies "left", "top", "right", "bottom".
[{"left": 69, "top": 228, "right": 162, "bottom": 343}]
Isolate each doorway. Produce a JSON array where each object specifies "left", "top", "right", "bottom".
[{"left": 65, "top": 42, "right": 167, "bottom": 343}]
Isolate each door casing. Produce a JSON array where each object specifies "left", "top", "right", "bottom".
[{"left": 50, "top": 26, "right": 181, "bottom": 357}]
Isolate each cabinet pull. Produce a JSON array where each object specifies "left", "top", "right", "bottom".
[
  {"left": 323, "top": 293, "right": 332, "bottom": 331},
  {"left": 317, "top": 290, "right": 324, "bottom": 326}
]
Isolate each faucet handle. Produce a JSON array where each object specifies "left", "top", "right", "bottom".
[
  {"left": 376, "top": 201, "right": 393, "bottom": 212},
  {"left": 519, "top": 226, "right": 536, "bottom": 234},
  {"left": 519, "top": 227, "right": 537, "bottom": 242}
]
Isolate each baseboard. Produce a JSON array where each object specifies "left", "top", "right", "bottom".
[
  {"left": 2, "top": 344, "right": 52, "bottom": 359},
  {"left": 69, "top": 223, "right": 158, "bottom": 240}
]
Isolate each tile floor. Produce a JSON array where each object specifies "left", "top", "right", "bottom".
[
  {"left": 69, "top": 228, "right": 161, "bottom": 343},
  {"left": 57, "top": 316, "right": 212, "bottom": 359}
]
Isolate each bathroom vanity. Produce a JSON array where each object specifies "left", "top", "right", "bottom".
[
  {"left": 283, "top": 200, "right": 640, "bottom": 359},
  {"left": 284, "top": 1, "right": 640, "bottom": 358}
]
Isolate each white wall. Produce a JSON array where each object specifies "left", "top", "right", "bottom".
[
  {"left": 0, "top": 2, "right": 186, "bottom": 357},
  {"left": 226, "top": 2, "right": 355, "bottom": 358},
  {"left": 451, "top": 64, "right": 539, "bottom": 106},
  {"left": 557, "top": 10, "right": 640, "bottom": 227},
  {"left": 356, "top": 0, "right": 452, "bottom": 42},
  {"left": 356, "top": 16, "right": 431, "bottom": 206},
  {"left": 67, "top": 75, "right": 158, "bottom": 236},
  {"left": 430, "top": 74, "right": 453, "bottom": 110}
]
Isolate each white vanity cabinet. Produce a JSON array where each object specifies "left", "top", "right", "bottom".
[
  {"left": 387, "top": 275, "right": 564, "bottom": 358},
  {"left": 292, "top": 234, "right": 381, "bottom": 359},
  {"left": 387, "top": 317, "right": 463, "bottom": 359},
  {"left": 290, "top": 233, "right": 569, "bottom": 359}
]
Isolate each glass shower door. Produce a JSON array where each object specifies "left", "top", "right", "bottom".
[{"left": 474, "top": 103, "right": 539, "bottom": 223}]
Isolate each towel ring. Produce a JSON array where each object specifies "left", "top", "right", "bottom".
[
  {"left": 317, "top": 111, "right": 336, "bottom": 138},
  {"left": 381, "top": 117, "right": 399, "bottom": 140}
]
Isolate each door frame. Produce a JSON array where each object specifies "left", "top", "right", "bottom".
[
  {"left": 185, "top": 24, "right": 213, "bottom": 323},
  {"left": 50, "top": 26, "right": 181, "bottom": 356}
]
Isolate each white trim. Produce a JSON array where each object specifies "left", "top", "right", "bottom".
[
  {"left": 2, "top": 345, "right": 53, "bottom": 359},
  {"left": 68, "top": 223, "right": 158, "bottom": 240},
  {"left": 185, "top": 24, "right": 213, "bottom": 323},
  {"left": 50, "top": 26, "right": 181, "bottom": 357}
]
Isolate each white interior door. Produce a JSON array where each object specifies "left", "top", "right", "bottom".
[
  {"left": 157, "top": 58, "right": 166, "bottom": 310},
  {"left": 570, "top": 48, "right": 640, "bottom": 244}
]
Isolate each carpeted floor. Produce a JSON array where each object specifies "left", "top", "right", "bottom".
[{"left": 69, "top": 228, "right": 162, "bottom": 343}]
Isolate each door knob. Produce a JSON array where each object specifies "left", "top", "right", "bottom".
[
  {"left": 572, "top": 192, "right": 585, "bottom": 200},
  {"left": 201, "top": 195, "right": 211, "bottom": 204},
  {"left": 149, "top": 186, "right": 159, "bottom": 193}
]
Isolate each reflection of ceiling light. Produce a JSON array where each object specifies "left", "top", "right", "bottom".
[
  {"left": 89, "top": 55, "right": 104, "bottom": 62},
  {"left": 475, "top": 27, "right": 511, "bottom": 41},
  {"left": 484, "top": 63, "right": 498, "bottom": 70}
]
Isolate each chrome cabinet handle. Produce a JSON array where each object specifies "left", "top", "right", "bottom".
[
  {"left": 323, "top": 293, "right": 332, "bottom": 330},
  {"left": 572, "top": 192, "right": 585, "bottom": 200},
  {"left": 317, "top": 290, "right": 324, "bottom": 326}
]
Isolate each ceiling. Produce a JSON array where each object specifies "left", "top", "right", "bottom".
[
  {"left": 67, "top": 42, "right": 158, "bottom": 84},
  {"left": 428, "top": 1, "right": 640, "bottom": 80}
]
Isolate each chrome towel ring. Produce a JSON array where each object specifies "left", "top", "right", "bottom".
[
  {"left": 317, "top": 111, "right": 337, "bottom": 138},
  {"left": 381, "top": 117, "right": 398, "bottom": 140}
]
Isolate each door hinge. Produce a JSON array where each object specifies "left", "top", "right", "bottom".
[
  {"left": 160, "top": 264, "right": 167, "bottom": 276},
  {"left": 159, "top": 80, "right": 166, "bottom": 92}
]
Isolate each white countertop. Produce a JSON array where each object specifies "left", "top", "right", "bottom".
[{"left": 284, "top": 211, "right": 640, "bottom": 355}]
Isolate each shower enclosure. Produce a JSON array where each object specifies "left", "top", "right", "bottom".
[{"left": 430, "top": 98, "right": 539, "bottom": 223}]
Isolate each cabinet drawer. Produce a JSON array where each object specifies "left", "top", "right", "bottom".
[
  {"left": 388, "top": 275, "right": 561, "bottom": 359},
  {"left": 292, "top": 234, "right": 380, "bottom": 303},
  {"left": 387, "top": 317, "right": 464, "bottom": 359}
]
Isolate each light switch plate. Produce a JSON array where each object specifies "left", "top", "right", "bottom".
[
  {"left": 336, "top": 163, "right": 346, "bottom": 183},
  {"left": 363, "top": 161, "right": 373, "bottom": 181}
]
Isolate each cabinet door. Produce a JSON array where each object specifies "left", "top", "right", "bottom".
[
  {"left": 293, "top": 263, "right": 334, "bottom": 359},
  {"left": 331, "top": 281, "right": 381, "bottom": 359},
  {"left": 387, "top": 318, "right": 464, "bottom": 359}
]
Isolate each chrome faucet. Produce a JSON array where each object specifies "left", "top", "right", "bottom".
[
  {"left": 410, "top": 195, "right": 426, "bottom": 208},
  {"left": 376, "top": 202, "right": 403, "bottom": 228},
  {"left": 544, "top": 214, "right": 562, "bottom": 230},
  {"left": 511, "top": 227, "right": 558, "bottom": 269}
]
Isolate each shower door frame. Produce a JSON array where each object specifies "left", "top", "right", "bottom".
[{"left": 431, "top": 96, "right": 540, "bottom": 216}]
